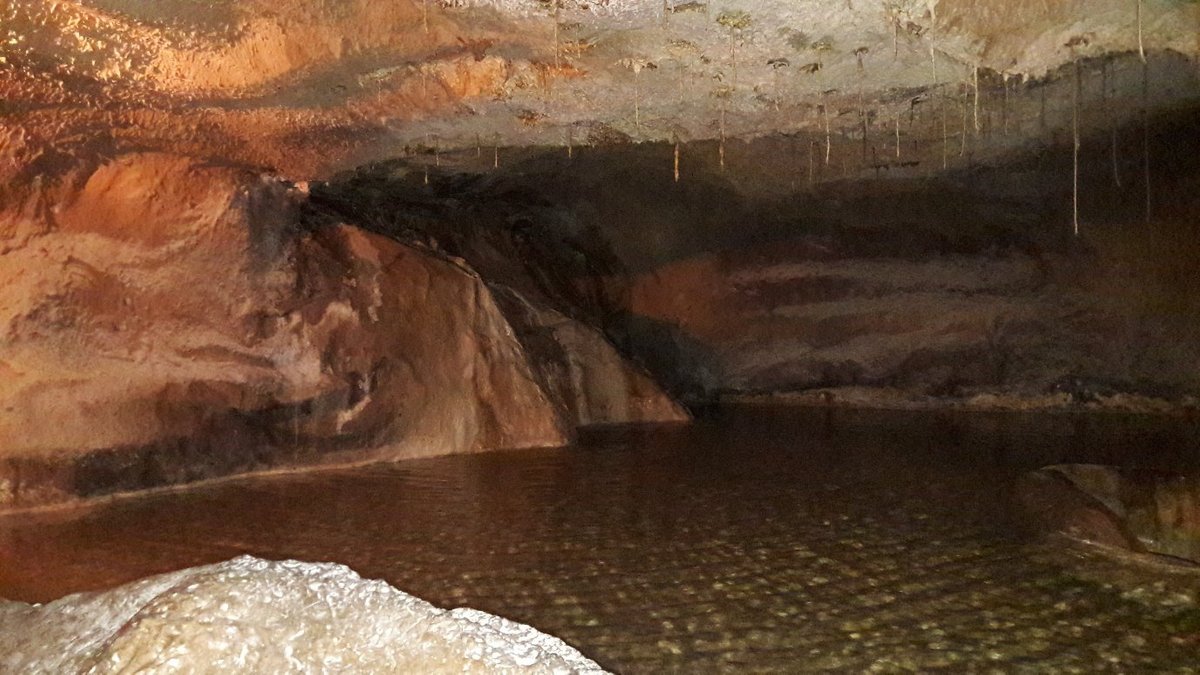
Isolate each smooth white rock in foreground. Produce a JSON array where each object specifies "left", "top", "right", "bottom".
[{"left": 0, "top": 556, "right": 607, "bottom": 674}]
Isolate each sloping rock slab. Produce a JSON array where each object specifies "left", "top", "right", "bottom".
[
  {"left": 1015, "top": 464, "right": 1200, "bottom": 565},
  {"left": 0, "top": 556, "right": 607, "bottom": 674},
  {"left": 493, "top": 286, "right": 689, "bottom": 428},
  {"left": 0, "top": 153, "right": 569, "bottom": 510}
]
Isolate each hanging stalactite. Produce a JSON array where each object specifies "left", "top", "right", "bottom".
[
  {"left": 972, "top": 63, "right": 981, "bottom": 133},
  {"left": 674, "top": 139, "right": 681, "bottom": 182},
  {"left": 1002, "top": 72, "right": 1010, "bottom": 136},
  {"left": 895, "top": 114, "right": 901, "bottom": 160}
]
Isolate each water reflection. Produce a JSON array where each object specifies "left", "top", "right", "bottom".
[{"left": 2, "top": 406, "right": 1199, "bottom": 671}]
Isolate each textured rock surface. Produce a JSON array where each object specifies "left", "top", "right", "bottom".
[
  {"left": 494, "top": 286, "right": 689, "bottom": 427},
  {"left": 314, "top": 108, "right": 1200, "bottom": 410},
  {"left": 0, "top": 555, "right": 607, "bottom": 673},
  {"left": 0, "top": 152, "right": 577, "bottom": 509},
  {"left": 1041, "top": 464, "right": 1200, "bottom": 564},
  {"left": 1013, "top": 467, "right": 1144, "bottom": 553},
  {"left": 2, "top": 0, "right": 1197, "bottom": 173}
]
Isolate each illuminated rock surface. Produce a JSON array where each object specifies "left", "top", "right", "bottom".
[
  {"left": 2, "top": 0, "right": 1196, "bottom": 175},
  {"left": 0, "top": 152, "right": 682, "bottom": 509},
  {"left": 0, "top": 555, "right": 607, "bottom": 673},
  {"left": 1020, "top": 464, "right": 1200, "bottom": 564}
]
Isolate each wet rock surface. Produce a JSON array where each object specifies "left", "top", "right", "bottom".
[
  {"left": 4, "top": 407, "right": 1200, "bottom": 671},
  {"left": 0, "top": 555, "right": 606, "bottom": 674},
  {"left": 0, "top": 153, "right": 678, "bottom": 510},
  {"left": 492, "top": 286, "right": 689, "bottom": 428},
  {"left": 1020, "top": 464, "right": 1200, "bottom": 564}
]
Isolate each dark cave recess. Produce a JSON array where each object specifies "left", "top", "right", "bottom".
[{"left": 310, "top": 99, "right": 1200, "bottom": 408}]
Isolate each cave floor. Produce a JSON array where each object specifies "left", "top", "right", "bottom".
[{"left": 3, "top": 406, "right": 1200, "bottom": 672}]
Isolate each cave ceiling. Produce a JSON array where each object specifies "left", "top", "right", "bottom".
[{"left": 2, "top": 0, "right": 1198, "bottom": 178}]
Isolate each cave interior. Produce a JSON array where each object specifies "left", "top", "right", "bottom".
[{"left": 2, "top": 0, "right": 1200, "bottom": 671}]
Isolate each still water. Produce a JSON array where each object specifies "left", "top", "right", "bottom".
[{"left": 3, "top": 406, "right": 1200, "bottom": 672}]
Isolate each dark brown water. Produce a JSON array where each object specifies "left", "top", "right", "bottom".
[{"left": 3, "top": 406, "right": 1200, "bottom": 672}]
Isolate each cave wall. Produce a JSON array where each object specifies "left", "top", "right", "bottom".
[
  {"left": 316, "top": 81, "right": 1200, "bottom": 409},
  {"left": 0, "top": 153, "right": 684, "bottom": 510},
  {"left": 1, "top": 1, "right": 1197, "bottom": 509}
]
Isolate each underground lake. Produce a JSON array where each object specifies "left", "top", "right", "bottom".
[{"left": 4, "top": 406, "right": 1200, "bottom": 671}]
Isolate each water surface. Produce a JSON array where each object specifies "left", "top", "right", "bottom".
[{"left": 3, "top": 406, "right": 1200, "bottom": 672}]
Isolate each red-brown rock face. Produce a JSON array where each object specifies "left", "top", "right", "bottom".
[{"left": 0, "top": 153, "right": 582, "bottom": 509}]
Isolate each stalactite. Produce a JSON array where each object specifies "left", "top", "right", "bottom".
[
  {"left": 823, "top": 100, "right": 832, "bottom": 165},
  {"left": 960, "top": 85, "right": 968, "bottom": 157},
  {"left": 1002, "top": 73, "right": 1010, "bottom": 136},
  {"left": 719, "top": 103, "right": 727, "bottom": 170},
  {"left": 1136, "top": 0, "right": 1145, "bottom": 62},
  {"left": 674, "top": 140, "right": 680, "bottom": 182},
  {"left": 895, "top": 114, "right": 901, "bottom": 159},
  {"left": 973, "top": 64, "right": 980, "bottom": 132},
  {"left": 634, "top": 69, "right": 641, "bottom": 134},
  {"left": 941, "top": 89, "right": 948, "bottom": 170}
]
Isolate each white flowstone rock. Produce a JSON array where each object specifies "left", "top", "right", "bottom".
[{"left": 0, "top": 556, "right": 607, "bottom": 674}]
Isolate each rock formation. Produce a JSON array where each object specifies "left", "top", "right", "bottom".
[
  {"left": 3, "top": 0, "right": 1196, "bottom": 172},
  {"left": 1017, "top": 464, "right": 1200, "bottom": 564},
  {"left": 0, "top": 555, "right": 607, "bottom": 673},
  {"left": 1, "top": 0, "right": 1197, "bottom": 509},
  {"left": 0, "top": 153, "right": 683, "bottom": 510},
  {"left": 314, "top": 114, "right": 1200, "bottom": 411}
]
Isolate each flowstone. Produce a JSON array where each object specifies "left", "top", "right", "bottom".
[{"left": 0, "top": 556, "right": 607, "bottom": 674}]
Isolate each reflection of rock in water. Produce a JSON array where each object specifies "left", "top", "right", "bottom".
[
  {"left": 0, "top": 556, "right": 607, "bottom": 674},
  {"left": 1016, "top": 464, "right": 1200, "bottom": 565}
]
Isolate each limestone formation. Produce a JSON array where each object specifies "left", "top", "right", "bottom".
[
  {"left": 0, "top": 555, "right": 608, "bottom": 673},
  {"left": 1028, "top": 464, "right": 1200, "bottom": 564},
  {"left": 0, "top": 155, "right": 584, "bottom": 507},
  {"left": 3, "top": 0, "right": 1196, "bottom": 176}
]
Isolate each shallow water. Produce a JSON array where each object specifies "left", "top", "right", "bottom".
[{"left": 3, "top": 406, "right": 1200, "bottom": 672}]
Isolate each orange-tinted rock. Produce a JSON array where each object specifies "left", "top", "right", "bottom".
[{"left": 0, "top": 153, "right": 570, "bottom": 509}]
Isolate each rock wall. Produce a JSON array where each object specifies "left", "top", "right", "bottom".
[
  {"left": 316, "top": 102, "right": 1200, "bottom": 411},
  {"left": 0, "top": 153, "right": 581, "bottom": 510},
  {"left": 494, "top": 286, "right": 689, "bottom": 427}
]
